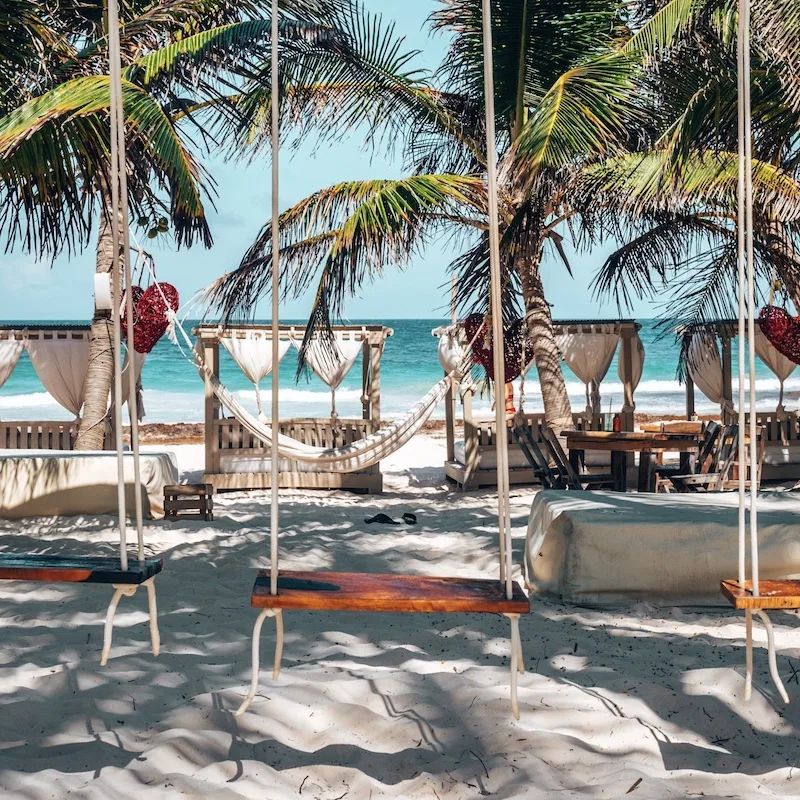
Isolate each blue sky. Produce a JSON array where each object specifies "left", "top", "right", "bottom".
[{"left": 0, "top": 0, "right": 659, "bottom": 322}]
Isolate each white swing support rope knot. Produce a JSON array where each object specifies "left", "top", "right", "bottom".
[{"left": 100, "top": 577, "right": 161, "bottom": 666}]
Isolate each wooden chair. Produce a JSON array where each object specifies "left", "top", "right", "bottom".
[
  {"left": 654, "top": 421, "right": 721, "bottom": 492},
  {"left": 513, "top": 422, "right": 613, "bottom": 490},
  {"left": 669, "top": 424, "right": 739, "bottom": 492}
]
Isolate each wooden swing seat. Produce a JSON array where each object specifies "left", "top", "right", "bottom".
[
  {"left": 0, "top": 554, "right": 163, "bottom": 584},
  {"left": 721, "top": 578, "right": 800, "bottom": 610},
  {"left": 251, "top": 570, "right": 529, "bottom": 614}
]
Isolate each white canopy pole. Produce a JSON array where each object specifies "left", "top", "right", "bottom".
[
  {"left": 107, "top": 0, "right": 128, "bottom": 571},
  {"left": 269, "top": 0, "right": 280, "bottom": 596},
  {"left": 742, "top": 0, "right": 759, "bottom": 596},
  {"left": 480, "top": 0, "right": 513, "bottom": 600}
]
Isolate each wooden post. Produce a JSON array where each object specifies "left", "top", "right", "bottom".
[
  {"left": 686, "top": 375, "right": 696, "bottom": 420},
  {"left": 463, "top": 388, "right": 478, "bottom": 485},
  {"left": 620, "top": 327, "right": 635, "bottom": 431},
  {"left": 204, "top": 338, "right": 220, "bottom": 474},
  {"left": 370, "top": 341, "right": 381, "bottom": 425},
  {"left": 445, "top": 371, "right": 455, "bottom": 462},
  {"left": 361, "top": 339, "right": 370, "bottom": 420},
  {"left": 721, "top": 333, "right": 733, "bottom": 422}
]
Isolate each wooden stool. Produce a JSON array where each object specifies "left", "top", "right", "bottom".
[{"left": 164, "top": 484, "right": 214, "bottom": 521}]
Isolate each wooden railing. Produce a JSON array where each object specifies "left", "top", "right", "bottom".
[
  {"left": 212, "top": 417, "right": 380, "bottom": 474},
  {"left": 0, "top": 421, "right": 78, "bottom": 450},
  {"left": 467, "top": 411, "right": 610, "bottom": 449},
  {"left": 746, "top": 412, "right": 800, "bottom": 444}
]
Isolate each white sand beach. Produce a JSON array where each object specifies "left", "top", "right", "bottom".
[{"left": 1, "top": 433, "right": 799, "bottom": 799}]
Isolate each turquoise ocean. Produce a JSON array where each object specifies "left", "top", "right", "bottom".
[{"left": 0, "top": 319, "right": 796, "bottom": 422}]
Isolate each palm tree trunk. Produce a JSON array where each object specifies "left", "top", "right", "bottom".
[
  {"left": 74, "top": 208, "right": 116, "bottom": 450},
  {"left": 519, "top": 254, "right": 573, "bottom": 432}
]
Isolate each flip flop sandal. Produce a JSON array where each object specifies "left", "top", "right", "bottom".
[
  {"left": 402, "top": 513, "right": 417, "bottom": 525},
  {"left": 364, "top": 513, "right": 401, "bottom": 525}
]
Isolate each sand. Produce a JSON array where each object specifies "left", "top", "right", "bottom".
[{"left": 1, "top": 433, "right": 800, "bottom": 798}]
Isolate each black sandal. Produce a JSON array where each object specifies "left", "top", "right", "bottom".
[
  {"left": 402, "top": 513, "right": 417, "bottom": 525},
  {"left": 364, "top": 513, "right": 401, "bottom": 525}
]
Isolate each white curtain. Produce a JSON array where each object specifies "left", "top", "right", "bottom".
[
  {"left": 221, "top": 331, "right": 291, "bottom": 417},
  {"left": 293, "top": 335, "right": 363, "bottom": 418},
  {"left": 617, "top": 332, "right": 645, "bottom": 412},
  {"left": 556, "top": 328, "right": 620, "bottom": 413},
  {"left": 0, "top": 339, "right": 23, "bottom": 391},
  {"left": 27, "top": 337, "right": 90, "bottom": 417},
  {"left": 687, "top": 334, "right": 733, "bottom": 416},
  {"left": 754, "top": 329, "right": 797, "bottom": 414}
]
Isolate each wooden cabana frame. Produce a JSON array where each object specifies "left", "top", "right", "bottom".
[
  {"left": 0, "top": 324, "right": 115, "bottom": 450},
  {"left": 441, "top": 319, "right": 643, "bottom": 489},
  {"left": 680, "top": 320, "right": 800, "bottom": 480},
  {"left": 194, "top": 323, "right": 393, "bottom": 492}
]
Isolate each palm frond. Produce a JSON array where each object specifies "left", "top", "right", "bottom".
[
  {"left": 0, "top": 74, "right": 211, "bottom": 255},
  {"left": 505, "top": 53, "right": 637, "bottom": 191},
  {"left": 202, "top": 173, "right": 485, "bottom": 367}
]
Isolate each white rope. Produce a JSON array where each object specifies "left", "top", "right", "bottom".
[
  {"left": 737, "top": 0, "right": 759, "bottom": 594},
  {"left": 480, "top": 0, "right": 513, "bottom": 601},
  {"left": 736, "top": 0, "right": 747, "bottom": 587},
  {"left": 108, "top": 0, "right": 128, "bottom": 572},
  {"left": 270, "top": 0, "right": 280, "bottom": 596},
  {"left": 743, "top": 0, "right": 759, "bottom": 596}
]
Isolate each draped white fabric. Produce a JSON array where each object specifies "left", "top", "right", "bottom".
[
  {"left": 687, "top": 334, "right": 733, "bottom": 415},
  {"left": 221, "top": 332, "right": 292, "bottom": 383},
  {"left": 209, "top": 372, "right": 449, "bottom": 472},
  {"left": 0, "top": 339, "right": 23, "bottom": 391},
  {"left": 221, "top": 331, "right": 291, "bottom": 416},
  {"left": 27, "top": 337, "right": 90, "bottom": 417},
  {"left": 753, "top": 329, "right": 796, "bottom": 413},
  {"left": 295, "top": 336, "right": 363, "bottom": 390},
  {"left": 556, "top": 329, "right": 620, "bottom": 413},
  {"left": 617, "top": 333, "right": 645, "bottom": 412}
]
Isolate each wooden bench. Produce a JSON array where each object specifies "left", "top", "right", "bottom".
[
  {"left": 237, "top": 570, "right": 529, "bottom": 718},
  {"left": 164, "top": 484, "right": 214, "bottom": 521},
  {"left": 0, "top": 553, "right": 163, "bottom": 665}
]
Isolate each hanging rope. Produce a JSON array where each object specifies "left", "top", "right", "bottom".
[
  {"left": 480, "top": 0, "right": 513, "bottom": 602},
  {"left": 269, "top": 0, "right": 280, "bottom": 597}
]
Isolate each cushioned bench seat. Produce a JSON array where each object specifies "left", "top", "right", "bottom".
[
  {"left": 0, "top": 450, "right": 179, "bottom": 519},
  {"left": 526, "top": 490, "right": 800, "bottom": 607}
]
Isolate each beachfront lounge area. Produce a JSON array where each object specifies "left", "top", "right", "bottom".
[
  {"left": 4, "top": 0, "right": 800, "bottom": 793},
  {"left": 195, "top": 323, "right": 393, "bottom": 493}
]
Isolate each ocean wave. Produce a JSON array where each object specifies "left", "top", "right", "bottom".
[
  {"left": 0, "top": 391, "right": 61, "bottom": 409},
  {"left": 234, "top": 387, "right": 363, "bottom": 403}
]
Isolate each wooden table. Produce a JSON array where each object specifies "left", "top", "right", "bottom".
[{"left": 563, "top": 430, "right": 700, "bottom": 492}]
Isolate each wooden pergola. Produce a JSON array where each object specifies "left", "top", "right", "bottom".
[
  {"left": 194, "top": 323, "right": 393, "bottom": 492},
  {"left": 441, "top": 319, "right": 643, "bottom": 489}
]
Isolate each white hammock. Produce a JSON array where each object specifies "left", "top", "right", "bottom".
[{"left": 209, "top": 372, "right": 450, "bottom": 472}]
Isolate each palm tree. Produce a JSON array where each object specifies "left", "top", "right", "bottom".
[
  {"left": 0, "top": 0, "right": 377, "bottom": 448},
  {"left": 203, "top": 0, "right": 688, "bottom": 432},
  {"left": 587, "top": 0, "right": 800, "bottom": 341},
  {"left": 205, "top": 0, "right": 800, "bottom": 430}
]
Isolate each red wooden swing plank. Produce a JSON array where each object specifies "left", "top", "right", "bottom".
[
  {"left": 721, "top": 578, "right": 800, "bottom": 610},
  {"left": 251, "top": 570, "right": 529, "bottom": 614},
  {"left": 0, "top": 554, "right": 163, "bottom": 584}
]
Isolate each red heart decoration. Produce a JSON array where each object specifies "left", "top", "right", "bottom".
[
  {"left": 758, "top": 305, "right": 800, "bottom": 365},
  {"left": 463, "top": 313, "right": 529, "bottom": 382},
  {"left": 123, "top": 283, "right": 179, "bottom": 354}
]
